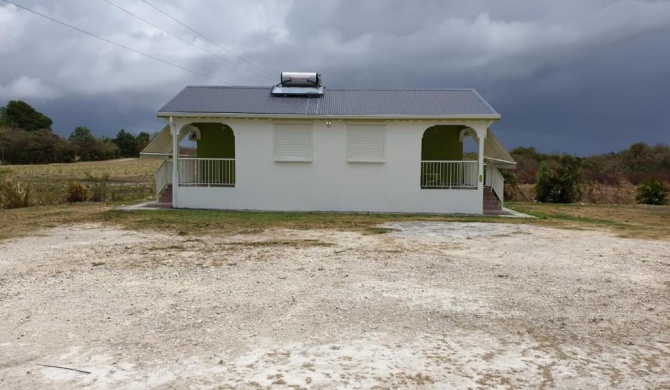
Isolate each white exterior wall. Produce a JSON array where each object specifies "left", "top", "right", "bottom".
[{"left": 173, "top": 118, "right": 490, "bottom": 214}]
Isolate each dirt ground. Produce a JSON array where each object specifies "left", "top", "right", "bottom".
[{"left": 0, "top": 222, "right": 668, "bottom": 389}]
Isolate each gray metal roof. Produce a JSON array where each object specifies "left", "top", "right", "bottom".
[{"left": 158, "top": 86, "right": 499, "bottom": 118}]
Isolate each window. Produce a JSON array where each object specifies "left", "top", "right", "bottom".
[
  {"left": 274, "top": 124, "right": 313, "bottom": 162},
  {"left": 347, "top": 125, "right": 386, "bottom": 162}
]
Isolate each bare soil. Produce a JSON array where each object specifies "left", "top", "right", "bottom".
[{"left": 0, "top": 222, "right": 668, "bottom": 389}]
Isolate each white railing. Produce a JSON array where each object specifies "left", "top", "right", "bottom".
[
  {"left": 421, "top": 161, "right": 478, "bottom": 189},
  {"left": 178, "top": 158, "right": 235, "bottom": 186},
  {"left": 490, "top": 166, "right": 505, "bottom": 206},
  {"left": 155, "top": 159, "right": 172, "bottom": 198}
]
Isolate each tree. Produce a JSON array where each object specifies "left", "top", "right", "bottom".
[
  {"left": 69, "top": 126, "right": 96, "bottom": 160},
  {"left": 1, "top": 100, "right": 53, "bottom": 131},
  {"left": 636, "top": 178, "right": 669, "bottom": 205},
  {"left": 69, "top": 126, "right": 118, "bottom": 161},
  {"left": 510, "top": 146, "right": 543, "bottom": 184},
  {"left": 136, "top": 131, "right": 151, "bottom": 154},
  {"left": 112, "top": 129, "right": 139, "bottom": 157},
  {"left": 0, "top": 127, "right": 73, "bottom": 164},
  {"left": 535, "top": 156, "right": 582, "bottom": 203}
]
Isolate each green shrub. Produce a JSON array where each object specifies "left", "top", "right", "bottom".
[
  {"left": 500, "top": 170, "right": 522, "bottom": 200},
  {"left": 0, "top": 179, "right": 31, "bottom": 209},
  {"left": 65, "top": 181, "right": 87, "bottom": 202},
  {"left": 636, "top": 178, "right": 669, "bottom": 205},
  {"left": 535, "top": 156, "right": 581, "bottom": 203}
]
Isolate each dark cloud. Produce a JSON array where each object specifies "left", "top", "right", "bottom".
[
  {"left": 36, "top": 95, "right": 165, "bottom": 138},
  {"left": 1, "top": 0, "right": 669, "bottom": 154}
]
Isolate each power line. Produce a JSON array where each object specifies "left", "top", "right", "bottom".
[
  {"left": 103, "top": 0, "right": 274, "bottom": 82},
  {"left": 1, "top": 0, "right": 230, "bottom": 84},
  {"left": 140, "top": 0, "right": 276, "bottom": 80}
]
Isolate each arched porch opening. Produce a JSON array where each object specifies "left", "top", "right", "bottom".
[
  {"left": 177, "top": 123, "right": 236, "bottom": 187},
  {"left": 420, "top": 125, "right": 478, "bottom": 189}
]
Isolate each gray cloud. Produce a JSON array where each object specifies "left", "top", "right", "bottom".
[{"left": 1, "top": 0, "right": 669, "bottom": 154}]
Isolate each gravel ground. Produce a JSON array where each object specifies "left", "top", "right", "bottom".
[{"left": 0, "top": 222, "right": 668, "bottom": 389}]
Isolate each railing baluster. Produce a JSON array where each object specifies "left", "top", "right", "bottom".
[
  {"left": 420, "top": 160, "right": 477, "bottom": 189},
  {"left": 177, "top": 158, "right": 236, "bottom": 187}
]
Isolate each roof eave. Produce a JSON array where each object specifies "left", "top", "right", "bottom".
[{"left": 156, "top": 112, "right": 501, "bottom": 121}]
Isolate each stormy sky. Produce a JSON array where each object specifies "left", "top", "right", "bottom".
[{"left": 1, "top": 0, "right": 669, "bottom": 155}]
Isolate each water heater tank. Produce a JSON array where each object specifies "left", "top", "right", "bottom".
[{"left": 280, "top": 72, "right": 321, "bottom": 87}]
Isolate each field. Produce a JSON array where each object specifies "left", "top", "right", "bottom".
[
  {"left": 0, "top": 159, "right": 162, "bottom": 206},
  {"left": 0, "top": 160, "right": 669, "bottom": 388}
]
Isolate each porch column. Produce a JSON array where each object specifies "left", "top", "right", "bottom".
[
  {"left": 170, "top": 116, "right": 178, "bottom": 207},
  {"left": 469, "top": 124, "right": 488, "bottom": 193},
  {"left": 478, "top": 135, "right": 485, "bottom": 192}
]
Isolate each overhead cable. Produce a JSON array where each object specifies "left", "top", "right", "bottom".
[
  {"left": 140, "top": 0, "right": 276, "bottom": 80},
  {"left": 103, "top": 0, "right": 274, "bottom": 82},
  {"left": 1, "top": 0, "right": 230, "bottom": 84}
]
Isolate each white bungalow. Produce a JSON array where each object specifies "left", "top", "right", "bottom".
[{"left": 141, "top": 72, "right": 515, "bottom": 214}]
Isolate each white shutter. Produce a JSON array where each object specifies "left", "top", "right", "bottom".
[
  {"left": 347, "top": 125, "right": 386, "bottom": 162},
  {"left": 274, "top": 124, "right": 313, "bottom": 161}
]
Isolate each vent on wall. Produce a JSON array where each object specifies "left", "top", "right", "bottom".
[{"left": 271, "top": 72, "right": 324, "bottom": 97}]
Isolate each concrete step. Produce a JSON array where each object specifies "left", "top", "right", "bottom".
[{"left": 484, "top": 209, "right": 510, "bottom": 215}]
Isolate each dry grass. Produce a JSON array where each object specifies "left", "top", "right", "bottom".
[
  {"left": 2, "top": 158, "right": 161, "bottom": 184},
  {"left": 579, "top": 181, "right": 637, "bottom": 204},
  {"left": 508, "top": 182, "right": 638, "bottom": 204},
  {"left": 0, "top": 159, "right": 161, "bottom": 206},
  {"left": 0, "top": 203, "right": 114, "bottom": 240}
]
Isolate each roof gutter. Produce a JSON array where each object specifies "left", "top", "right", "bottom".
[
  {"left": 484, "top": 157, "right": 517, "bottom": 165},
  {"left": 156, "top": 112, "right": 501, "bottom": 121}
]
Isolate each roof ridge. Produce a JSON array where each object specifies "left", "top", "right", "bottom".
[
  {"left": 186, "top": 85, "right": 269, "bottom": 89},
  {"left": 329, "top": 88, "right": 475, "bottom": 91},
  {"left": 159, "top": 86, "right": 499, "bottom": 117},
  {"left": 183, "top": 85, "right": 476, "bottom": 92}
]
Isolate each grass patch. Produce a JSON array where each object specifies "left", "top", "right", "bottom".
[
  {"left": 0, "top": 205, "right": 507, "bottom": 241},
  {"left": 0, "top": 203, "right": 112, "bottom": 240},
  {"left": 2, "top": 202, "right": 668, "bottom": 242},
  {"left": 98, "top": 209, "right": 506, "bottom": 237},
  {"left": 363, "top": 227, "right": 399, "bottom": 235},
  {"left": 506, "top": 202, "right": 670, "bottom": 239}
]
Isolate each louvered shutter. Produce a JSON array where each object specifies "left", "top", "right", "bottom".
[
  {"left": 347, "top": 125, "right": 386, "bottom": 162},
  {"left": 274, "top": 124, "right": 313, "bottom": 161}
]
